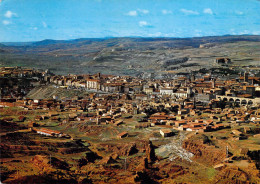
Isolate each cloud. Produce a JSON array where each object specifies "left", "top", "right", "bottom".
[
  {"left": 235, "top": 11, "right": 244, "bottom": 15},
  {"left": 127, "top": 10, "right": 137, "bottom": 16},
  {"left": 139, "top": 21, "right": 152, "bottom": 27},
  {"left": 138, "top": 9, "right": 149, "bottom": 14},
  {"left": 2, "top": 20, "right": 11, "bottom": 25},
  {"left": 42, "top": 21, "right": 47, "bottom": 28},
  {"left": 5, "top": 10, "right": 17, "bottom": 18},
  {"left": 180, "top": 9, "right": 199, "bottom": 15},
  {"left": 203, "top": 8, "right": 213, "bottom": 15},
  {"left": 29, "top": 27, "right": 38, "bottom": 30},
  {"left": 127, "top": 9, "right": 149, "bottom": 16},
  {"left": 139, "top": 21, "right": 148, "bottom": 27},
  {"left": 162, "top": 10, "right": 172, "bottom": 15}
]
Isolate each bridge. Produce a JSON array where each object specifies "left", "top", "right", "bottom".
[{"left": 216, "top": 95, "right": 260, "bottom": 106}]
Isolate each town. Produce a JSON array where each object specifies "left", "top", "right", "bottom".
[
  {"left": 1, "top": 65, "right": 260, "bottom": 133},
  {"left": 1, "top": 64, "right": 260, "bottom": 183}
]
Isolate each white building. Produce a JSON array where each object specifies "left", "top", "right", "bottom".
[{"left": 160, "top": 88, "right": 174, "bottom": 95}]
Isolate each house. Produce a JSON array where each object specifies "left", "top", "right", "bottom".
[
  {"left": 190, "top": 123, "right": 203, "bottom": 128},
  {"left": 212, "top": 124, "right": 224, "bottom": 130},
  {"left": 160, "top": 129, "right": 173, "bottom": 137},
  {"left": 114, "top": 120, "right": 123, "bottom": 126},
  {"left": 86, "top": 79, "right": 101, "bottom": 90},
  {"left": 214, "top": 164, "right": 225, "bottom": 170},
  {"left": 100, "top": 116, "right": 112, "bottom": 123},
  {"left": 243, "top": 127, "right": 251, "bottom": 134},
  {"left": 135, "top": 94, "right": 148, "bottom": 101},
  {"left": 34, "top": 128, "right": 63, "bottom": 137},
  {"left": 160, "top": 88, "right": 174, "bottom": 96},
  {"left": 69, "top": 113, "right": 78, "bottom": 119},
  {"left": 173, "top": 90, "right": 189, "bottom": 98},
  {"left": 135, "top": 123, "right": 150, "bottom": 129},
  {"left": 48, "top": 111, "right": 59, "bottom": 117},
  {"left": 35, "top": 115, "right": 43, "bottom": 121},
  {"left": 215, "top": 58, "right": 231, "bottom": 64},
  {"left": 232, "top": 129, "right": 243, "bottom": 136},
  {"left": 195, "top": 119, "right": 204, "bottom": 123},
  {"left": 178, "top": 109, "right": 188, "bottom": 115},
  {"left": 18, "top": 116, "right": 26, "bottom": 122},
  {"left": 166, "top": 120, "right": 175, "bottom": 126},
  {"left": 253, "top": 134, "right": 260, "bottom": 138},
  {"left": 240, "top": 148, "right": 249, "bottom": 156},
  {"left": 174, "top": 120, "right": 187, "bottom": 127},
  {"left": 149, "top": 113, "right": 168, "bottom": 122},
  {"left": 117, "top": 131, "right": 128, "bottom": 139},
  {"left": 143, "top": 87, "right": 154, "bottom": 94}
]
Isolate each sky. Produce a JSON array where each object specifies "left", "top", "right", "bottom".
[{"left": 0, "top": 0, "right": 260, "bottom": 42}]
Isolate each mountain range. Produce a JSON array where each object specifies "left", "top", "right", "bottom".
[{"left": 1, "top": 35, "right": 259, "bottom": 77}]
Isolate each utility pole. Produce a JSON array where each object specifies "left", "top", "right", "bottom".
[
  {"left": 124, "top": 157, "right": 127, "bottom": 171},
  {"left": 226, "top": 146, "right": 228, "bottom": 158}
]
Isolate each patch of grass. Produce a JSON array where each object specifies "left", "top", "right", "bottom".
[
  {"left": 206, "top": 167, "right": 216, "bottom": 179},
  {"left": 45, "top": 121, "right": 60, "bottom": 127}
]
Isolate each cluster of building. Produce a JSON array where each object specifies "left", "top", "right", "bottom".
[
  {"left": 1, "top": 66, "right": 260, "bottom": 137},
  {"left": 0, "top": 67, "right": 38, "bottom": 78}
]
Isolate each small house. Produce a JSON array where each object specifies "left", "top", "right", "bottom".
[
  {"left": 117, "top": 131, "right": 128, "bottom": 139},
  {"left": 240, "top": 148, "right": 249, "bottom": 156},
  {"left": 160, "top": 129, "right": 173, "bottom": 137},
  {"left": 18, "top": 116, "right": 26, "bottom": 122}
]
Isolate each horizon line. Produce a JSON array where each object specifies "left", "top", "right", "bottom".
[{"left": 1, "top": 34, "right": 259, "bottom": 44}]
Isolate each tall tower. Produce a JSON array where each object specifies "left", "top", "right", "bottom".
[
  {"left": 97, "top": 72, "right": 101, "bottom": 79},
  {"left": 226, "top": 146, "right": 229, "bottom": 158},
  {"left": 187, "top": 87, "right": 192, "bottom": 98},
  {"left": 244, "top": 72, "right": 249, "bottom": 82},
  {"left": 212, "top": 79, "right": 215, "bottom": 88},
  {"left": 191, "top": 74, "right": 195, "bottom": 82},
  {"left": 187, "top": 87, "right": 192, "bottom": 95}
]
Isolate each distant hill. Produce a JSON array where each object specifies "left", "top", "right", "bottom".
[
  {"left": 0, "top": 35, "right": 259, "bottom": 76},
  {"left": 2, "top": 35, "right": 260, "bottom": 47}
]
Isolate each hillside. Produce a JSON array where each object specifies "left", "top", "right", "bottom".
[
  {"left": 0, "top": 35, "right": 260, "bottom": 77},
  {"left": 26, "top": 85, "right": 90, "bottom": 100}
]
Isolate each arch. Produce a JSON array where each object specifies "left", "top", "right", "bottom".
[
  {"left": 223, "top": 98, "right": 228, "bottom": 102},
  {"left": 248, "top": 100, "right": 253, "bottom": 106},
  {"left": 235, "top": 99, "right": 241, "bottom": 104},
  {"left": 229, "top": 98, "right": 234, "bottom": 103},
  {"left": 241, "top": 99, "right": 247, "bottom": 106}
]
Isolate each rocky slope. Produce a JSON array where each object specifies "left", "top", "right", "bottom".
[{"left": 183, "top": 134, "right": 226, "bottom": 165}]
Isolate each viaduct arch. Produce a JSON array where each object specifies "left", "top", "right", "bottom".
[{"left": 216, "top": 95, "right": 260, "bottom": 106}]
